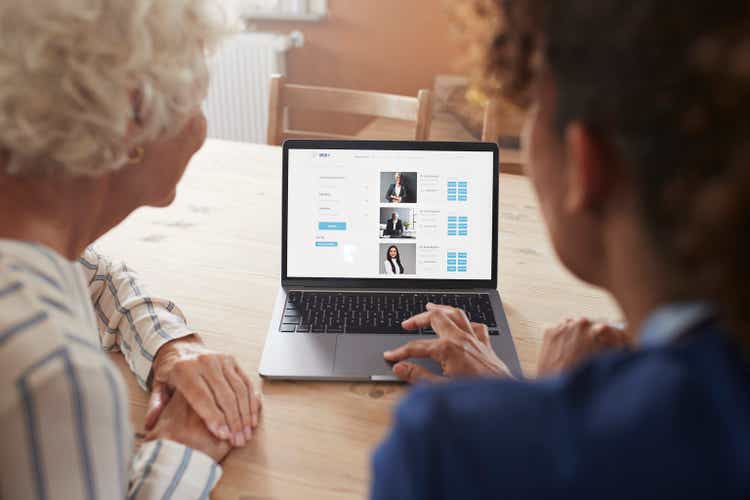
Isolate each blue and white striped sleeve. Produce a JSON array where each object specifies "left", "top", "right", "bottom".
[
  {"left": 6, "top": 348, "right": 221, "bottom": 500},
  {"left": 130, "top": 439, "right": 222, "bottom": 500},
  {"left": 78, "top": 247, "right": 194, "bottom": 390}
]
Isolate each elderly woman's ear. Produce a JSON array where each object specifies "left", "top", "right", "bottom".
[
  {"left": 0, "top": 0, "right": 228, "bottom": 179},
  {"left": 120, "top": 90, "right": 151, "bottom": 167}
]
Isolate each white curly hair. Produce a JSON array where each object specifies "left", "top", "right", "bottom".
[{"left": 0, "top": 0, "right": 231, "bottom": 177}]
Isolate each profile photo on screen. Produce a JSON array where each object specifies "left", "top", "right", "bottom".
[
  {"left": 379, "top": 243, "right": 416, "bottom": 275},
  {"left": 379, "top": 207, "right": 415, "bottom": 239},
  {"left": 381, "top": 171, "right": 417, "bottom": 204}
]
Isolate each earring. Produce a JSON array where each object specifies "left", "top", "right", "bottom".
[{"left": 127, "top": 146, "right": 145, "bottom": 165}]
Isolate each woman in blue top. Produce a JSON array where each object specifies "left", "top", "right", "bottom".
[{"left": 373, "top": 1, "right": 750, "bottom": 498}]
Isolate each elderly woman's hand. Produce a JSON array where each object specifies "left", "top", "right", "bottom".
[
  {"left": 384, "top": 303, "right": 512, "bottom": 383},
  {"left": 537, "top": 317, "right": 633, "bottom": 376},
  {"left": 145, "top": 335, "right": 262, "bottom": 447},
  {"left": 145, "top": 391, "right": 232, "bottom": 463}
]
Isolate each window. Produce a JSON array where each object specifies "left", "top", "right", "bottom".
[{"left": 241, "top": 0, "right": 327, "bottom": 21}]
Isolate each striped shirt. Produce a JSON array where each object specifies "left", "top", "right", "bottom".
[{"left": 0, "top": 240, "right": 222, "bottom": 499}]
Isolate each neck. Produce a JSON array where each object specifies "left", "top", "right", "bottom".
[
  {"left": 603, "top": 212, "right": 677, "bottom": 338},
  {"left": 0, "top": 172, "right": 115, "bottom": 260}
]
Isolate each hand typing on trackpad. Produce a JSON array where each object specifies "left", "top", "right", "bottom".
[
  {"left": 383, "top": 303, "right": 513, "bottom": 383},
  {"left": 384, "top": 356, "right": 442, "bottom": 378}
]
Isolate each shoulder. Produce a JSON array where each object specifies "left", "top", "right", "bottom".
[
  {"left": 373, "top": 377, "right": 561, "bottom": 499},
  {"left": 0, "top": 243, "right": 68, "bottom": 296},
  {"left": 0, "top": 256, "right": 66, "bottom": 369},
  {"left": 388, "top": 340, "right": 720, "bottom": 443},
  {"left": 0, "top": 246, "right": 113, "bottom": 414},
  {"left": 394, "top": 330, "right": 736, "bottom": 426},
  {"left": 0, "top": 246, "right": 86, "bottom": 345},
  {"left": 376, "top": 332, "right": 750, "bottom": 496},
  {"left": 2, "top": 336, "right": 126, "bottom": 426}
]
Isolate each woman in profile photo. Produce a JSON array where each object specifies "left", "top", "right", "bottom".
[
  {"left": 385, "top": 172, "right": 408, "bottom": 203},
  {"left": 383, "top": 245, "right": 405, "bottom": 275}
]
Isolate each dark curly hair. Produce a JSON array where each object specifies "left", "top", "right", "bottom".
[{"left": 452, "top": 0, "right": 750, "bottom": 343}]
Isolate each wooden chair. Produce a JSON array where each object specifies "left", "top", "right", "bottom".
[
  {"left": 267, "top": 74, "right": 433, "bottom": 145},
  {"left": 482, "top": 98, "right": 525, "bottom": 175}
]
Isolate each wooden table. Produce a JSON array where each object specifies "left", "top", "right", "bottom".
[{"left": 96, "top": 139, "right": 619, "bottom": 500}]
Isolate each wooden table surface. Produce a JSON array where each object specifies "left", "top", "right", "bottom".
[{"left": 96, "top": 139, "right": 619, "bottom": 500}]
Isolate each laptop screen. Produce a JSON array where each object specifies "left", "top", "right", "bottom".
[{"left": 285, "top": 143, "right": 497, "bottom": 282}]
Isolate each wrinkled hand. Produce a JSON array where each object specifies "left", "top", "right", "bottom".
[
  {"left": 383, "top": 303, "right": 512, "bottom": 383},
  {"left": 145, "top": 335, "right": 262, "bottom": 447},
  {"left": 145, "top": 391, "right": 232, "bottom": 463},
  {"left": 537, "top": 317, "right": 633, "bottom": 376}
]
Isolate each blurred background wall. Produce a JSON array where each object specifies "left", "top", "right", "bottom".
[{"left": 251, "top": 0, "right": 462, "bottom": 135}]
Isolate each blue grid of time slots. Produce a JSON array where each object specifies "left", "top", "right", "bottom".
[{"left": 379, "top": 174, "right": 471, "bottom": 275}]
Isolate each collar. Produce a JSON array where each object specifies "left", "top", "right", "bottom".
[{"left": 638, "top": 302, "right": 716, "bottom": 348}]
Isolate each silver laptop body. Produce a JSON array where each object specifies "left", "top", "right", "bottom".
[{"left": 259, "top": 140, "right": 522, "bottom": 381}]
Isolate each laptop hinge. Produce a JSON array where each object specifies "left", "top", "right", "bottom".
[{"left": 283, "top": 284, "right": 491, "bottom": 293}]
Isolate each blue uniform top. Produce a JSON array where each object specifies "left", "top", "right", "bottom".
[{"left": 371, "top": 304, "right": 750, "bottom": 499}]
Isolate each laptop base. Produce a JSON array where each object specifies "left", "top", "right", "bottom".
[{"left": 259, "top": 287, "right": 522, "bottom": 381}]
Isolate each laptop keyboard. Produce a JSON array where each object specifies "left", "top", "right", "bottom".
[{"left": 279, "top": 291, "right": 499, "bottom": 334}]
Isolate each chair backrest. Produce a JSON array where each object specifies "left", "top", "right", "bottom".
[
  {"left": 267, "top": 74, "right": 433, "bottom": 145},
  {"left": 481, "top": 98, "right": 504, "bottom": 143},
  {"left": 482, "top": 97, "right": 525, "bottom": 175}
]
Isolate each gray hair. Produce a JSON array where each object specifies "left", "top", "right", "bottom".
[{"left": 0, "top": 0, "right": 231, "bottom": 177}]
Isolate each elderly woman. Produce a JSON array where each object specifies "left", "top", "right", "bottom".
[
  {"left": 374, "top": 0, "right": 750, "bottom": 498},
  {"left": 0, "top": 1, "right": 260, "bottom": 498}
]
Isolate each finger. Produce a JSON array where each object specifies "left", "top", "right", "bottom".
[
  {"left": 426, "top": 310, "right": 467, "bottom": 338},
  {"left": 392, "top": 361, "right": 445, "bottom": 384},
  {"left": 401, "top": 307, "right": 448, "bottom": 330},
  {"left": 543, "top": 325, "right": 558, "bottom": 341},
  {"left": 575, "top": 317, "right": 592, "bottom": 329},
  {"left": 235, "top": 367, "right": 261, "bottom": 428},
  {"left": 223, "top": 359, "right": 253, "bottom": 442},
  {"left": 144, "top": 381, "right": 171, "bottom": 431},
  {"left": 400, "top": 310, "right": 427, "bottom": 331},
  {"left": 250, "top": 391, "right": 262, "bottom": 429},
  {"left": 401, "top": 310, "right": 463, "bottom": 338},
  {"left": 383, "top": 339, "right": 438, "bottom": 362},
  {"left": 606, "top": 319, "right": 628, "bottom": 332},
  {"left": 470, "top": 322, "right": 490, "bottom": 345},
  {"left": 593, "top": 324, "right": 630, "bottom": 348},
  {"left": 177, "top": 369, "right": 231, "bottom": 441},
  {"left": 425, "top": 303, "right": 473, "bottom": 331},
  {"left": 202, "top": 361, "right": 246, "bottom": 447}
]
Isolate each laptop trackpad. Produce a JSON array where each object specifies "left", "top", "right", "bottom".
[{"left": 333, "top": 334, "right": 443, "bottom": 378}]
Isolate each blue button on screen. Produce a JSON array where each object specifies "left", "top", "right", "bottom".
[{"left": 318, "top": 222, "right": 347, "bottom": 231}]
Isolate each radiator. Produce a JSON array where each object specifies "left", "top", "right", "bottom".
[{"left": 204, "top": 31, "right": 302, "bottom": 144}]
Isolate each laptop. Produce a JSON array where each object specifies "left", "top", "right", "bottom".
[{"left": 259, "top": 140, "right": 522, "bottom": 381}]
